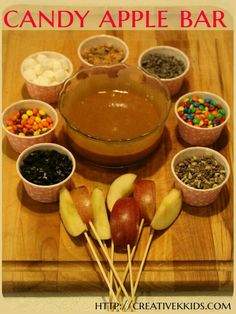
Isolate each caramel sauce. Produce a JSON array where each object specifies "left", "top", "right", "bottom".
[{"left": 67, "top": 90, "right": 160, "bottom": 139}]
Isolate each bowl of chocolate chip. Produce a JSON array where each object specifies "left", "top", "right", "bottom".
[
  {"left": 59, "top": 64, "right": 171, "bottom": 167},
  {"left": 138, "top": 46, "right": 190, "bottom": 96},
  {"left": 16, "top": 143, "right": 76, "bottom": 203},
  {"left": 171, "top": 147, "right": 230, "bottom": 206}
]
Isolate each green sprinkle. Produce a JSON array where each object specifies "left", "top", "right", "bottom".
[
  {"left": 199, "top": 105, "right": 205, "bottom": 111},
  {"left": 191, "top": 107, "right": 196, "bottom": 113}
]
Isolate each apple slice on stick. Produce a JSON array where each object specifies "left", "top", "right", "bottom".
[
  {"left": 90, "top": 187, "right": 111, "bottom": 240},
  {"left": 110, "top": 197, "right": 140, "bottom": 302},
  {"left": 71, "top": 186, "right": 117, "bottom": 299},
  {"left": 110, "top": 197, "right": 140, "bottom": 251},
  {"left": 107, "top": 173, "right": 137, "bottom": 212},
  {"left": 70, "top": 186, "right": 126, "bottom": 302},
  {"left": 82, "top": 188, "right": 131, "bottom": 302},
  {"left": 89, "top": 222, "right": 132, "bottom": 303},
  {"left": 59, "top": 187, "right": 118, "bottom": 302},
  {"left": 134, "top": 179, "right": 156, "bottom": 224},
  {"left": 59, "top": 187, "right": 87, "bottom": 237},
  {"left": 70, "top": 186, "right": 93, "bottom": 226},
  {"left": 133, "top": 188, "right": 183, "bottom": 296},
  {"left": 115, "top": 218, "right": 144, "bottom": 300},
  {"left": 115, "top": 179, "right": 157, "bottom": 302}
]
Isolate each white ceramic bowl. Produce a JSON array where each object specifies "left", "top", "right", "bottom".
[
  {"left": 138, "top": 46, "right": 190, "bottom": 96},
  {"left": 21, "top": 51, "right": 73, "bottom": 103},
  {"left": 77, "top": 34, "right": 129, "bottom": 67},
  {"left": 171, "top": 147, "right": 230, "bottom": 206},
  {"left": 175, "top": 91, "right": 230, "bottom": 146},
  {"left": 2, "top": 99, "right": 58, "bottom": 153},
  {"left": 16, "top": 143, "right": 76, "bottom": 203}
]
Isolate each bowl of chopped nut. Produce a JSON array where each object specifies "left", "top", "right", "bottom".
[
  {"left": 138, "top": 46, "right": 190, "bottom": 96},
  {"left": 171, "top": 147, "right": 230, "bottom": 206},
  {"left": 77, "top": 34, "right": 129, "bottom": 67}
]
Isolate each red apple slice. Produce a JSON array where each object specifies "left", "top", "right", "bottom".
[
  {"left": 110, "top": 197, "right": 140, "bottom": 251},
  {"left": 70, "top": 186, "right": 93, "bottom": 226},
  {"left": 133, "top": 179, "right": 156, "bottom": 223}
]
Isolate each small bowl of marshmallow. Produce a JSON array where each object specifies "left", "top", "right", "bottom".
[{"left": 21, "top": 51, "right": 73, "bottom": 104}]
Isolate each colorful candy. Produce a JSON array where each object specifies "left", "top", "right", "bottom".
[
  {"left": 6, "top": 107, "right": 53, "bottom": 136},
  {"left": 177, "top": 96, "right": 226, "bottom": 128}
]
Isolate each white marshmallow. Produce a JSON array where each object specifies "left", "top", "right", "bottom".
[
  {"left": 36, "top": 53, "right": 47, "bottom": 64},
  {"left": 33, "top": 64, "right": 44, "bottom": 76},
  {"left": 54, "top": 69, "right": 67, "bottom": 82},
  {"left": 23, "top": 69, "right": 37, "bottom": 82},
  {"left": 35, "top": 76, "right": 50, "bottom": 86},
  {"left": 60, "top": 58, "right": 69, "bottom": 71},
  {"left": 42, "top": 70, "right": 55, "bottom": 83},
  {"left": 52, "top": 59, "right": 61, "bottom": 71},
  {"left": 41, "top": 57, "right": 53, "bottom": 70},
  {"left": 23, "top": 57, "right": 37, "bottom": 70}
]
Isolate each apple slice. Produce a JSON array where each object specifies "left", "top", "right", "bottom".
[
  {"left": 133, "top": 179, "right": 156, "bottom": 223},
  {"left": 151, "top": 189, "right": 182, "bottom": 230},
  {"left": 90, "top": 187, "right": 111, "bottom": 240},
  {"left": 70, "top": 186, "right": 93, "bottom": 226},
  {"left": 110, "top": 197, "right": 140, "bottom": 251},
  {"left": 59, "top": 187, "right": 87, "bottom": 237},
  {"left": 107, "top": 173, "right": 137, "bottom": 212}
]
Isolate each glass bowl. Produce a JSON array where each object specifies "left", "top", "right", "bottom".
[{"left": 59, "top": 64, "right": 171, "bottom": 167}]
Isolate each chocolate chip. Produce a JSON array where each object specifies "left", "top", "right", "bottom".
[
  {"left": 175, "top": 156, "right": 226, "bottom": 189},
  {"left": 141, "top": 53, "right": 185, "bottom": 79}
]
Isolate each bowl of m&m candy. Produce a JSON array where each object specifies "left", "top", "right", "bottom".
[
  {"left": 175, "top": 91, "right": 230, "bottom": 146},
  {"left": 2, "top": 99, "right": 58, "bottom": 153}
]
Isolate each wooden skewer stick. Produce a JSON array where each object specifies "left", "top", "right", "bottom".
[
  {"left": 109, "top": 241, "right": 114, "bottom": 302},
  {"left": 84, "top": 231, "right": 119, "bottom": 303},
  {"left": 127, "top": 244, "right": 134, "bottom": 302},
  {"left": 89, "top": 221, "right": 131, "bottom": 302},
  {"left": 102, "top": 241, "right": 117, "bottom": 303},
  {"left": 109, "top": 241, "right": 119, "bottom": 293},
  {"left": 133, "top": 228, "right": 155, "bottom": 296},
  {"left": 116, "top": 218, "right": 145, "bottom": 299}
]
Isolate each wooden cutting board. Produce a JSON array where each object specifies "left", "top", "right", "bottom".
[{"left": 2, "top": 30, "right": 233, "bottom": 294}]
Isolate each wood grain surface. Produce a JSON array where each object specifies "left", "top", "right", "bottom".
[{"left": 2, "top": 30, "right": 233, "bottom": 294}]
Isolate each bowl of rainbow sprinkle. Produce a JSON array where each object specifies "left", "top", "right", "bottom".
[{"left": 175, "top": 91, "right": 230, "bottom": 146}]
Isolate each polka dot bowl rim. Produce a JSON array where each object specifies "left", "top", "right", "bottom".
[
  {"left": 16, "top": 142, "right": 76, "bottom": 189},
  {"left": 171, "top": 146, "right": 230, "bottom": 193},
  {"left": 175, "top": 91, "right": 230, "bottom": 131},
  {"left": 138, "top": 45, "right": 190, "bottom": 82}
]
